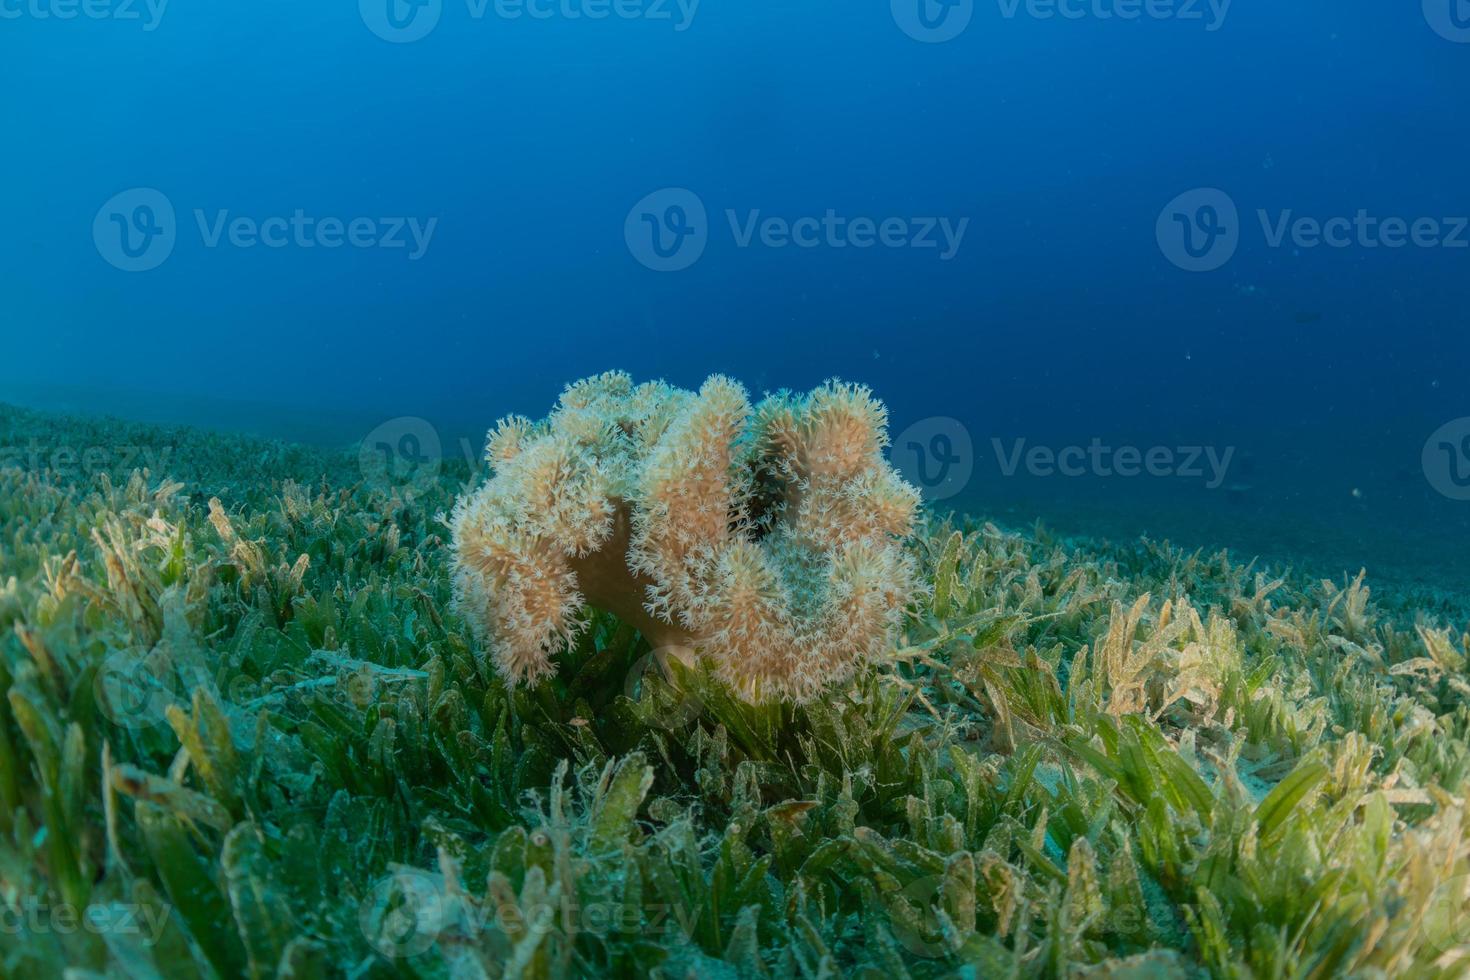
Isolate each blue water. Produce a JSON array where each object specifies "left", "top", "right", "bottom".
[{"left": 3, "top": 3, "right": 1468, "bottom": 590}]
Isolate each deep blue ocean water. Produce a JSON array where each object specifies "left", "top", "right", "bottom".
[{"left": 3, "top": 2, "right": 1468, "bottom": 590}]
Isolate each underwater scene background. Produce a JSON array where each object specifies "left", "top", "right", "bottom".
[
  {"left": 7, "top": 4, "right": 1470, "bottom": 978},
  {"left": 5, "top": 3, "right": 1469, "bottom": 591}
]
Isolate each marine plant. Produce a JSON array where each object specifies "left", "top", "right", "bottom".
[
  {"left": 449, "top": 371, "right": 920, "bottom": 702},
  {"left": 2, "top": 400, "right": 1470, "bottom": 977}
]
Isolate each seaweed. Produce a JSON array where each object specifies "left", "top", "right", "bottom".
[{"left": 1, "top": 400, "right": 1468, "bottom": 977}]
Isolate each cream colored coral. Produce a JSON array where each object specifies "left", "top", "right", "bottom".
[{"left": 450, "top": 371, "right": 920, "bottom": 702}]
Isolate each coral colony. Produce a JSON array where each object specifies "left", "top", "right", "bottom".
[{"left": 451, "top": 372, "right": 919, "bottom": 702}]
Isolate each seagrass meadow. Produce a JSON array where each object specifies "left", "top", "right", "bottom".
[{"left": 3, "top": 398, "right": 1470, "bottom": 979}]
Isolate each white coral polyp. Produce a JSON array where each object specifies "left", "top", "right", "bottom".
[{"left": 450, "top": 370, "right": 920, "bottom": 702}]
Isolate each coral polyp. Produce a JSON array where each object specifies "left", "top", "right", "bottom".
[{"left": 450, "top": 370, "right": 921, "bottom": 701}]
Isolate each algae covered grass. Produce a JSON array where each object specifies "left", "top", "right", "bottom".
[{"left": 2, "top": 401, "right": 1470, "bottom": 978}]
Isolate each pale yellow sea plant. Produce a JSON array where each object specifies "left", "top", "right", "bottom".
[{"left": 450, "top": 371, "right": 921, "bottom": 702}]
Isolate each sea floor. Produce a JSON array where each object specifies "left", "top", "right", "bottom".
[
  {"left": 965, "top": 477, "right": 1470, "bottom": 607},
  {"left": 8, "top": 383, "right": 1465, "bottom": 600},
  {"left": 2, "top": 398, "right": 1469, "bottom": 976}
]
